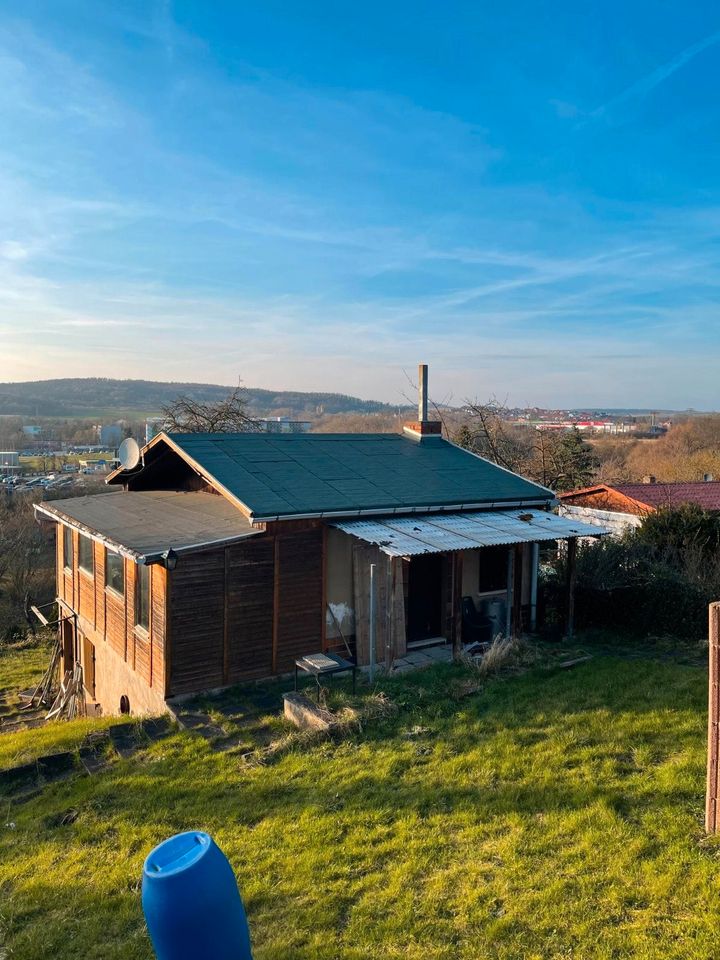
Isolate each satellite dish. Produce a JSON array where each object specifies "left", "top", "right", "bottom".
[{"left": 118, "top": 437, "right": 141, "bottom": 471}]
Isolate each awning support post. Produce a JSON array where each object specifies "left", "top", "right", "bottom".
[
  {"left": 706, "top": 602, "right": 720, "bottom": 833},
  {"left": 505, "top": 548, "right": 513, "bottom": 639},
  {"left": 369, "top": 563, "right": 376, "bottom": 684},
  {"left": 452, "top": 552, "right": 463, "bottom": 661},
  {"left": 565, "top": 537, "right": 577, "bottom": 640},
  {"left": 512, "top": 544, "right": 523, "bottom": 639},
  {"left": 530, "top": 542, "right": 539, "bottom": 632}
]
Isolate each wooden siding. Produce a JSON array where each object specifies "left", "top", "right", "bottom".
[
  {"left": 707, "top": 601, "right": 720, "bottom": 832},
  {"left": 150, "top": 564, "right": 164, "bottom": 680},
  {"left": 226, "top": 539, "right": 274, "bottom": 682},
  {"left": 96, "top": 543, "right": 106, "bottom": 637},
  {"left": 52, "top": 521, "right": 167, "bottom": 709},
  {"left": 168, "top": 531, "right": 323, "bottom": 694},
  {"left": 169, "top": 549, "right": 225, "bottom": 694},
  {"left": 57, "top": 517, "right": 326, "bottom": 703},
  {"left": 275, "top": 530, "right": 324, "bottom": 673},
  {"left": 105, "top": 587, "right": 126, "bottom": 659},
  {"left": 352, "top": 544, "right": 407, "bottom": 667}
]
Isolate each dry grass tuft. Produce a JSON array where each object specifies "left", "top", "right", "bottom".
[
  {"left": 463, "top": 635, "right": 520, "bottom": 677},
  {"left": 360, "top": 691, "right": 398, "bottom": 721}
]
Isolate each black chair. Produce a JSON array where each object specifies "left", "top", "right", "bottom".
[{"left": 461, "top": 596, "right": 494, "bottom": 645}]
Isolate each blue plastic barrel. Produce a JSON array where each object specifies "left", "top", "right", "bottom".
[{"left": 142, "top": 831, "right": 253, "bottom": 960}]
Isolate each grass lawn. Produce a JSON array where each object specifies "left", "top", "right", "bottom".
[
  {"left": 1, "top": 638, "right": 719, "bottom": 959},
  {"left": 0, "top": 640, "right": 118, "bottom": 768},
  {"left": 19, "top": 450, "right": 116, "bottom": 471}
]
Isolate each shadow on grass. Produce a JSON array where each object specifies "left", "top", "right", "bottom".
[{"left": 29, "top": 654, "right": 707, "bottom": 827}]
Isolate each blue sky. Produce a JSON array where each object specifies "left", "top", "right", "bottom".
[{"left": 1, "top": 2, "right": 720, "bottom": 407}]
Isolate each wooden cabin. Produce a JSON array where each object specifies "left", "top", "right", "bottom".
[{"left": 35, "top": 415, "right": 602, "bottom": 716}]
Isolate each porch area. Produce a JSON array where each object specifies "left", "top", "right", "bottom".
[{"left": 325, "top": 508, "right": 607, "bottom": 669}]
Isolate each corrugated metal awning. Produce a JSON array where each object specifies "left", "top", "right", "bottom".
[{"left": 331, "top": 509, "right": 608, "bottom": 557}]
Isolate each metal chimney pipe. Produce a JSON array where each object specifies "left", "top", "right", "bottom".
[{"left": 418, "top": 363, "right": 428, "bottom": 423}]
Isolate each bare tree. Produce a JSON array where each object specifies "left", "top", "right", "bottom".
[
  {"left": 160, "top": 384, "right": 259, "bottom": 434},
  {"left": 454, "top": 398, "right": 531, "bottom": 473},
  {"left": 454, "top": 399, "right": 595, "bottom": 491},
  {"left": 0, "top": 492, "right": 55, "bottom": 640}
]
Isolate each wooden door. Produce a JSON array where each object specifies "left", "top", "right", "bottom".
[{"left": 61, "top": 618, "right": 76, "bottom": 675}]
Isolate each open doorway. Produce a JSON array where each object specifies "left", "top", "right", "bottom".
[{"left": 406, "top": 553, "right": 444, "bottom": 646}]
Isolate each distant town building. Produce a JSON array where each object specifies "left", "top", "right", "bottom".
[
  {"left": 258, "top": 417, "right": 312, "bottom": 434},
  {"left": 97, "top": 423, "right": 124, "bottom": 448},
  {"left": 22, "top": 425, "right": 42, "bottom": 437},
  {"left": 0, "top": 451, "right": 20, "bottom": 476},
  {"left": 514, "top": 418, "right": 633, "bottom": 434},
  {"left": 79, "top": 458, "right": 119, "bottom": 474}
]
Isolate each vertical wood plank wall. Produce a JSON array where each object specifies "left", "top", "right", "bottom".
[
  {"left": 226, "top": 538, "right": 274, "bottom": 681},
  {"left": 706, "top": 602, "right": 720, "bottom": 832},
  {"left": 275, "top": 530, "right": 323, "bottom": 673},
  {"left": 351, "top": 544, "right": 407, "bottom": 667},
  {"left": 170, "top": 548, "right": 225, "bottom": 693},
  {"left": 168, "top": 530, "right": 324, "bottom": 696},
  {"left": 54, "top": 520, "right": 330, "bottom": 704},
  {"left": 55, "top": 524, "right": 166, "bottom": 708}
]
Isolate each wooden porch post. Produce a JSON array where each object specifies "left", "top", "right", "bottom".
[
  {"left": 386, "top": 557, "right": 394, "bottom": 670},
  {"left": 452, "top": 552, "right": 463, "bottom": 660},
  {"left": 512, "top": 544, "right": 523, "bottom": 640},
  {"left": 321, "top": 527, "right": 328, "bottom": 653},
  {"left": 271, "top": 537, "right": 280, "bottom": 673},
  {"left": 706, "top": 602, "right": 720, "bottom": 832},
  {"left": 565, "top": 537, "right": 577, "bottom": 640},
  {"left": 222, "top": 546, "right": 230, "bottom": 684},
  {"left": 163, "top": 566, "right": 173, "bottom": 699}
]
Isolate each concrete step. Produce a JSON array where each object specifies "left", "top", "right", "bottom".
[
  {"left": 0, "top": 716, "right": 47, "bottom": 734},
  {"left": 0, "top": 751, "right": 77, "bottom": 799}
]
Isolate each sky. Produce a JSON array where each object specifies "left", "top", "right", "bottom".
[{"left": 1, "top": 2, "right": 720, "bottom": 408}]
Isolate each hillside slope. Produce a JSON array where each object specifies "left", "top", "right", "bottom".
[{"left": 0, "top": 378, "right": 399, "bottom": 418}]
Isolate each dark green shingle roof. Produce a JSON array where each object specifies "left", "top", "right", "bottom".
[{"left": 165, "top": 432, "right": 553, "bottom": 520}]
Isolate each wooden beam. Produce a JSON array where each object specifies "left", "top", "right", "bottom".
[
  {"left": 321, "top": 526, "right": 328, "bottom": 652},
  {"left": 223, "top": 546, "right": 230, "bottom": 685},
  {"left": 271, "top": 536, "right": 280, "bottom": 673},
  {"left": 505, "top": 547, "right": 513, "bottom": 639},
  {"left": 512, "top": 543, "right": 523, "bottom": 640},
  {"left": 386, "top": 558, "right": 394, "bottom": 670},
  {"left": 452, "top": 552, "right": 464, "bottom": 660},
  {"left": 149, "top": 561, "right": 154, "bottom": 689},
  {"left": 163, "top": 566, "right": 173, "bottom": 699},
  {"left": 707, "top": 602, "right": 720, "bottom": 832},
  {"left": 30, "top": 604, "right": 50, "bottom": 627},
  {"left": 565, "top": 537, "right": 578, "bottom": 640}
]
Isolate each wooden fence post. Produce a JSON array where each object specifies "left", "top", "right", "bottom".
[{"left": 706, "top": 602, "right": 720, "bottom": 832}]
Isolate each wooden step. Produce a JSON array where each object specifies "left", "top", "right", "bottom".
[{"left": 0, "top": 716, "right": 47, "bottom": 734}]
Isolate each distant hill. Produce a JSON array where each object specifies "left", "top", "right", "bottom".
[{"left": 0, "top": 378, "right": 400, "bottom": 419}]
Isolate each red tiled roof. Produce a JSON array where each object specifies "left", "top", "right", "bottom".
[{"left": 614, "top": 482, "right": 720, "bottom": 511}]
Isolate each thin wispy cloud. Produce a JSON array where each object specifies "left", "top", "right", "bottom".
[
  {"left": 589, "top": 27, "right": 720, "bottom": 122},
  {"left": 1, "top": 4, "right": 719, "bottom": 407}
]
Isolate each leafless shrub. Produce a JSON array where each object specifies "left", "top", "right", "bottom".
[
  {"left": 161, "top": 383, "right": 259, "bottom": 433},
  {"left": 455, "top": 399, "right": 595, "bottom": 491},
  {"left": 0, "top": 492, "right": 55, "bottom": 640}
]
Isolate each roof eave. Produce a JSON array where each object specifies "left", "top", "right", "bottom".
[
  {"left": 250, "top": 496, "right": 556, "bottom": 524},
  {"left": 34, "top": 501, "right": 260, "bottom": 564}
]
